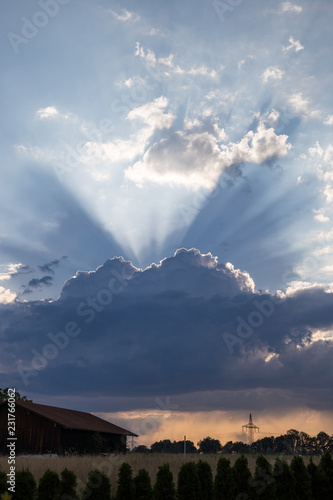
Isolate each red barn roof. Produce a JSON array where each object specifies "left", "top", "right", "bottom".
[{"left": 8, "top": 401, "right": 137, "bottom": 436}]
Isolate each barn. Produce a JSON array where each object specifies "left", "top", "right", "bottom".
[{"left": 0, "top": 401, "right": 138, "bottom": 455}]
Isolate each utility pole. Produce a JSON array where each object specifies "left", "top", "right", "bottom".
[{"left": 184, "top": 435, "right": 186, "bottom": 456}]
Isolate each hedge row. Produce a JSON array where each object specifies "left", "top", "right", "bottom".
[{"left": 0, "top": 451, "right": 332, "bottom": 499}]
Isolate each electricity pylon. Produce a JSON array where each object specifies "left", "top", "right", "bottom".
[{"left": 242, "top": 413, "right": 259, "bottom": 445}]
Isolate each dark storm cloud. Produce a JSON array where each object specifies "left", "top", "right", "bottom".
[
  {"left": 38, "top": 256, "right": 68, "bottom": 275},
  {"left": 1, "top": 249, "right": 333, "bottom": 413}
]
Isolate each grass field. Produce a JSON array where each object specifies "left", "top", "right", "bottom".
[{"left": 0, "top": 453, "right": 321, "bottom": 494}]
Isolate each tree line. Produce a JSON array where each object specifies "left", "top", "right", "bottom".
[
  {"left": 1, "top": 451, "right": 332, "bottom": 499},
  {"left": 134, "top": 429, "right": 333, "bottom": 455}
]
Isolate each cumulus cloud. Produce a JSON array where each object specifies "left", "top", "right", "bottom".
[
  {"left": 78, "top": 96, "right": 175, "bottom": 179},
  {"left": 36, "top": 106, "right": 59, "bottom": 119},
  {"left": 108, "top": 9, "right": 140, "bottom": 22},
  {"left": 262, "top": 66, "right": 285, "bottom": 83},
  {"left": 280, "top": 2, "right": 302, "bottom": 13},
  {"left": 288, "top": 93, "right": 319, "bottom": 117},
  {"left": 1, "top": 249, "right": 333, "bottom": 416},
  {"left": 125, "top": 123, "right": 291, "bottom": 190},
  {"left": 0, "top": 286, "right": 17, "bottom": 304},
  {"left": 36, "top": 106, "right": 71, "bottom": 121},
  {"left": 283, "top": 36, "right": 304, "bottom": 52}
]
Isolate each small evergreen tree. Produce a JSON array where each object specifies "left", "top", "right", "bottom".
[
  {"left": 307, "top": 457, "right": 330, "bottom": 500},
  {"left": 232, "top": 455, "right": 252, "bottom": 498},
  {"left": 318, "top": 450, "right": 333, "bottom": 495},
  {"left": 60, "top": 468, "right": 79, "bottom": 499},
  {"left": 115, "top": 463, "right": 135, "bottom": 500},
  {"left": 37, "top": 469, "right": 61, "bottom": 500},
  {"left": 197, "top": 460, "right": 213, "bottom": 500},
  {"left": 177, "top": 462, "right": 200, "bottom": 500},
  {"left": 214, "top": 457, "right": 233, "bottom": 500},
  {"left": 153, "top": 463, "right": 176, "bottom": 500},
  {"left": 134, "top": 468, "right": 153, "bottom": 500},
  {"left": 273, "top": 459, "right": 297, "bottom": 500},
  {"left": 290, "top": 456, "right": 312, "bottom": 500},
  {"left": 81, "top": 469, "right": 111, "bottom": 500},
  {"left": 251, "top": 454, "right": 276, "bottom": 500},
  {"left": 14, "top": 469, "right": 37, "bottom": 500}
]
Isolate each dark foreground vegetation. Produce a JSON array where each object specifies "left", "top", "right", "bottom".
[
  {"left": 135, "top": 429, "right": 333, "bottom": 456},
  {"left": 0, "top": 451, "right": 332, "bottom": 499}
]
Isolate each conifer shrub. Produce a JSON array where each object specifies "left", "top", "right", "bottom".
[
  {"left": 153, "top": 463, "right": 176, "bottom": 500},
  {"left": 307, "top": 457, "right": 330, "bottom": 500},
  {"left": 115, "top": 462, "right": 135, "bottom": 500},
  {"left": 251, "top": 454, "right": 276, "bottom": 500},
  {"left": 319, "top": 450, "right": 333, "bottom": 495},
  {"left": 37, "top": 469, "right": 61, "bottom": 500},
  {"left": 81, "top": 469, "right": 111, "bottom": 500},
  {"left": 177, "top": 462, "right": 200, "bottom": 500},
  {"left": 14, "top": 469, "right": 37, "bottom": 500},
  {"left": 60, "top": 468, "right": 79, "bottom": 500},
  {"left": 232, "top": 454, "right": 252, "bottom": 498},
  {"left": 196, "top": 460, "right": 213, "bottom": 500},
  {"left": 134, "top": 468, "right": 153, "bottom": 500},
  {"left": 214, "top": 457, "right": 233, "bottom": 500},
  {"left": 290, "top": 455, "right": 312, "bottom": 500},
  {"left": 273, "top": 459, "right": 297, "bottom": 500}
]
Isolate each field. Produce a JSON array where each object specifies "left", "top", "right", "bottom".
[{"left": 0, "top": 453, "right": 321, "bottom": 494}]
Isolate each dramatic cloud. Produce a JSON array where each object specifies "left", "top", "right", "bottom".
[
  {"left": 1, "top": 249, "right": 333, "bottom": 417},
  {"left": 125, "top": 123, "right": 291, "bottom": 190}
]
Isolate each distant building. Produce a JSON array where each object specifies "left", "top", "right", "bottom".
[{"left": 0, "top": 400, "right": 137, "bottom": 455}]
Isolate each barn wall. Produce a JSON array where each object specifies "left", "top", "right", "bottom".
[
  {"left": 0, "top": 405, "right": 129, "bottom": 455},
  {"left": 60, "top": 429, "right": 127, "bottom": 454}
]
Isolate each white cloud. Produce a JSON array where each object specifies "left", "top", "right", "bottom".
[
  {"left": 281, "top": 2, "right": 302, "bottom": 13},
  {"left": 313, "top": 209, "right": 330, "bottom": 223},
  {"left": 135, "top": 43, "right": 218, "bottom": 79},
  {"left": 324, "top": 115, "right": 333, "bottom": 126},
  {"left": 108, "top": 9, "right": 140, "bottom": 23},
  {"left": 288, "top": 93, "right": 319, "bottom": 117},
  {"left": 0, "top": 263, "right": 25, "bottom": 281},
  {"left": 283, "top": 36, "right": 304, "bottom": 52},
  {"left": 135, "top": 42, "right": 156, "bottom": 66},
  {"left": 36, "top": 106, "right": 59, "bottom": 120},
  {"left": 125, "top": 123, "right": 291, "bottom": 190},
  {"left": 266, "top": 109, "right": 280, "bottom": 126},
  {"left": 262, "top": 66, "right": 284, "bottom": 83},
  {"left": 0, "top": 286, "right": 17, "bottom": 304},
  {"left": 78, "top": 97, "right": 175, "bottom": 179}
]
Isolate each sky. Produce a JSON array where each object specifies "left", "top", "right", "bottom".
[{"left": 1, "top": 0, "right": 333, "bottom": 446}]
